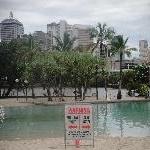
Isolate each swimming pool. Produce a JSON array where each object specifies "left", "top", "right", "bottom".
[{"left": 0, "top": 101, "right": 150, "bottom": 139}]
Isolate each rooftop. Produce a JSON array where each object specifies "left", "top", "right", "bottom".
[
  {"left": 1, "top": 11, "right": 23, "bottom": 26},
  {"left": 1, "top": 18, "right": 23, "bottom": 26}
]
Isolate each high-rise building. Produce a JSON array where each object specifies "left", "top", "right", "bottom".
[
  {"left": 47, "top": 22, "right": 59, "bottom": 48},
  {"left": 0, "top": 23, "right": 1, "bottom": 41},
  {"left": 47, "top": 20, "right": 92, "bottom": 50},
  {"left": 0, "top": 12, "right": 24, "bottom": 42},
  {"left": 72, "top": 24, "right": 92, "bottom": 49},
  {"left": 33, "top": 31, "right": 47, "bottom": 50},
  {"left": 139, "top": 40, "right": 149, "bottom": 62},
  {"left": 58, "top": 20, "right": 67, "bottom": 40},
  {"left": 46, "top": 32, "right": 53, "bottom": 50}
]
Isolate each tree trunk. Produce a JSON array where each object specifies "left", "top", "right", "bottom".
[
  {"left": 2, "top": 89, "right": 6, "bottom": 97},
  {"left": 104, "top": 77, "right": 108, "bottom": 100},
  {"left": 117, "top": 50, "right": 123, "bottom": 99},
  {"left": 74, "top": 86, "right": 77, "bottom": 101},
  {"left": 59, "top": 75, "right": 63, "bottom": 101},
  {"left": 78, "top": 87, "right": 82, "bottom": 99},
  {"left": 83, "top": 85, "right": 87, "bottom": 100},
  {"left": 47, "top": 88, "right": 52, "bottom": 101},
  {"left": 0, "top": 82, "right": 3, "bottom": 97},
  {"left": 74, "top": 73, "right": 77, "bottom": 101},
  {"left": 91, "top": 39, "right": 100, "bottom": 53},
  {"left": 101, "top": 42, "right": 108, "bottom": 100},
  {"left": 95, "top": 65, "right": 98, "bottom": 100},
  {"left": 31, "top": 85, "right": 35, "bottom": 98},
  {"left": 5, "top": 84, "right": 13, "bottom": 97}
]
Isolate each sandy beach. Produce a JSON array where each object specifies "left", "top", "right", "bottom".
[{"left": 0, "top": 136, "right": 150, "bottom": 150}]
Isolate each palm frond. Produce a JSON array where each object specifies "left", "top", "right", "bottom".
[
  {"left": 53, "top": 32, "right": 75, "bottom": 51},
  {"left": 52, "top": 45, "right": 62, "bottom": 51},
  {"left": 89, "top": 28, "right": 98, "bottom": 38},
  {"left": 125, "top": 50, "right": 131, "bottom": 57},
  {"left": 124, "top": 37, "right": 129, "bottom": 46},
  {"left": 128, "top": 47, "right": 137, "bottom": 51},
  {"left": 53, "top": 36, "right": 63, "bottom": 48}
]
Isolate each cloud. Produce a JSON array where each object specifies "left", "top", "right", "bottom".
[{"left": 0, "top": 0, "right": 150, "bottom": 52}]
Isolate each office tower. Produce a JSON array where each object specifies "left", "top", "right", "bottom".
[
  {"left": 0, "top": 12, "right": 24, "bottom": 42},
  {"left": 33, "top": 31, "right": 47, "bottom": 50},
  {"left": 139, "top": 40, "right": 149, "bottom": 62},
  {"left": 47, "top": 22, "right": 59, "bottom": 48},
  {"left": 47, "top": 20, "right": 92, "bottom": 50},
  {"left": 72, "top": 24, "right": 92, "bottom": 49}
]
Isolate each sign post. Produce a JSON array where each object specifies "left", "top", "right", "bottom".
[{"left": 64, "top": 104, "right": 94, "bottom": 148}]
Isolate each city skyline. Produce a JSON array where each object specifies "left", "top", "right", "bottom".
[{"left": 0, "top": 0, "right": 150, "bottom": 57}]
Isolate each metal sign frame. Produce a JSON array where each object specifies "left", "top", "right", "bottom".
[{"left": 64, "top": 104, "right": 94, "bottom": 148}]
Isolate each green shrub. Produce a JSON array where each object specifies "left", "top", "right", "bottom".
[
  {"left": 127, "top": 81, "right": 139, "bottom": 96},
  {"left": 137, "top": 84, "right": 149, "bottom": 97}
]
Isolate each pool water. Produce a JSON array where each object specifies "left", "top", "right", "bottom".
[{"left": 0, "top": 101, "right": 150, "bottom": 139}]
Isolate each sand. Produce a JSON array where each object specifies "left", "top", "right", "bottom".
[
  {"left": 0, "top": 98, "right": 34, "bottom": 107},
  {"left": 0, "top": 136, "right": 150, "bottom": 150},
  {"left": 0, "top": 96, "right": 148, "bottom": 107}
]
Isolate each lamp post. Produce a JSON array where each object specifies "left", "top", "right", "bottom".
[
  {"left": 24, "top": 80, "right": 28, "bottom": 102},
  {"left": 15, "top": 79, "right": 19, "bottom": 101}
]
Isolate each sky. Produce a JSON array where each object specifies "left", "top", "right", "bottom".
[{"left": 0, "top": 0, "right": 150, "bottom": 57}]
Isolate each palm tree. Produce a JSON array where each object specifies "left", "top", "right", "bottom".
[
  {"left": 90, "top": 23, "right": 115, "bottom": 54},
  {"left": 52, "top": 32, "right": 75, "bottom": 100},
  {"left": 90, "top": 23, "right": 115, "bottom": 100},
  {"left": 53, "top": 32, "right": 75, "bottom": 51},
  {"left": 111, "top": 35, "right": 137, "bottom": 99}
]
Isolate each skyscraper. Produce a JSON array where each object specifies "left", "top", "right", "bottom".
[
  {"left": 33, "top": 31, "right": 47, "bottom": 50},
  {"left": 73, "top": 24, "right": 92, "bottom": 49},
  {"left": 139, "top": 40, "right": 149, "bottom": 62},
  {"left": 0, "top": 12, "right": 24, "bottom": 42},
  {"left": 47, "top": 20, "right": 92, "bottom": 50},
  {"left": 47, "top": 20, "right": 68, "bottom": 50}
]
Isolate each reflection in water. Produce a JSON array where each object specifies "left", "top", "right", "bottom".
[
  {"left": 0, "top": 105, "right": 64, "bottom": 139},
  {"left": 0, "top": 106, "right": 5, "bottom": 128},
  {"left": 0, "top": 102, "right": 150, "bottom": 139},
  {"left": 94, "top": 102, "right": 150, "bottom": 137}
]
